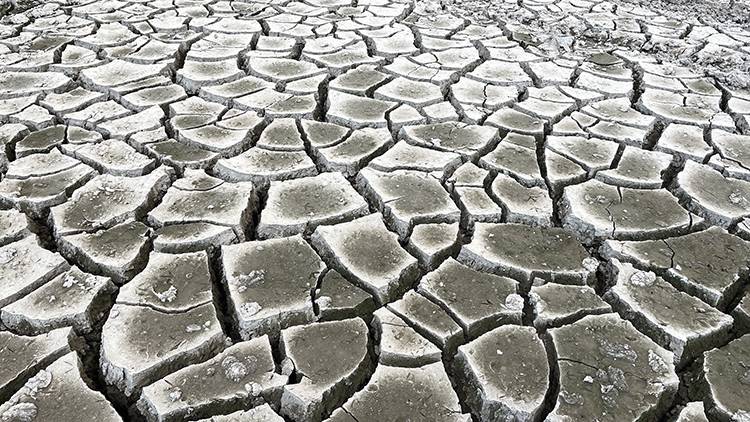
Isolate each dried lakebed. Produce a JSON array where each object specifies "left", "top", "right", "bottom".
[{"left": 0, "top": 0, "right": 749, "bottom": 421}]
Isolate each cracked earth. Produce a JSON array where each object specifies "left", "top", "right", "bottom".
[{"left": 0, "top": 0, "right": 749, "bottom": 421}]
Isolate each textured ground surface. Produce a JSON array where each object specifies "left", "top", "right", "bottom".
[{"left": 0, "top": 0, "right": 749, "bottom": 421}]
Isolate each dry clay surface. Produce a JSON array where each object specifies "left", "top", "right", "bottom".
[{"left": 0, "top": 0, "right": 749, "bottom": 421}]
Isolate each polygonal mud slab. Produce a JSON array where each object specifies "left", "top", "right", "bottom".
[
  {"left": 400, "top": 122, "right": 500, "bottom": 159},
  {"left": 455, "top": 325, "right": 549, "bottom": 421},
  {"left": 561, "top": 179, "right": 693, "bottom": 243},
  {"left": 703, "top": 335, "right": 750, "bottom": 422},
  {"left": 0, "top": 151, "right": 97, "bottom": 217},
  {"left": 549, "top": 314, "right": 679, "bottom": 422},
  {"left": 138, "top": 336, "right": 287, "bottom": 422},
  {"left": 1, "top": 267, "right": 115, "bottom": 335},
  {"left": 356, "top": 168, "right": 461, "bottom": 239},
  {"left": 313, "top": 270, "right": 375, "bottom": 321},
  {"left": 0, "top": 352, "right": 122, "bottom": 422},
  {"left": 148, "top": 170, "right": 254, "bottom": 245},
  {"left": 311, "top": 213, "right": 419, "bottom": 304},
  {"left": 101, "top": 303, "right": 224, "bottom": 397},
  {"left": 490, "top": 173, "right": 553, "bottom": 226},
  {"left": 406, "top": 222, "right": 459, "bottom": 269},
  {"left": 311, "top": 127, "right": 393, "bottom": 177},
  {"left": 530, "top": 283, "right": 611, "bottom": 330},
  {"left": 326, "top": 362, "right": 468, "bottom": 422},
  {"left": 370, "top": 307, "right": 442, "bottom": 367},
  {"left": 418, "top": 258, "right": 521, "bottom": 338},
  {"left": 221, "top": 235, "right": 323, "bottom": 340},
  {"left": 387, "top": 290, "right": 464, "bottom": 351},
  {"left": 601, "top": 226, "right": 750, "bottom": 309},
  {"left": 213, "top": 148, "right": 317, "bottom": 186},
  {"left": 673, "top": 160, "right": 750, "bottom": 228},
  {"left": 280, "top": 318, "right": 371, "bottom": 422},
  {"left": 0, "top": 236, "right": 69, "bottom": 308},
  {"left": 195, "top": 404, "right": 284, "bottom": 421},
  {"left": 0, "top": 327, "right": 70, "bottom": 402},
  {"left": 605, "top": 259, "right": 733, "bottom": 366},
  {"left": 49, "top": 167, "right": 173, "bottom": 236},
  {"left": 257, "top": 172, "right": 369, "bottom": 239},
  {"left": 57, "top": 220, "right": 150, "bottom": 283},
  {"left": 458, "top": 223, "right": 595, "bottom": 285},
  {"left": 117, "top": 251, "right": 212, "bottom": 312},
  {"left": 0, "top": 209, "right": 30, "bottom": 247},
  {"left": 326, "top": 90, "right": 395, "bottom": 129}
]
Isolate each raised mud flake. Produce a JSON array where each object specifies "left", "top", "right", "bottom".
[
  {"left": 327, "top": 362, "right": 467, "bottom": 422},
  {"left": 400, "top": 121, "right": 500, "bottom": 159},
  {"left": 0, "top": 71, "right": 71, "bottom": 99},
  {"left": 198, "top": 76, "right": 273, "bottom": 105},
  {"left": 0, "top": 208, "right": 30, "bottom": 246},
  {"left": 235, "top": 88, "right": 318, "bottom": 119},
  {"left": 97, "top": 106, "right": 166, "bottom": 140},
  {"left": 63, "top": 139, "right": 157, "bottom": 176},
  {"left": 605, "top": 259, "right": 733, "bottom": 365},
  {"left": 371, "top": 307, "right": 441, "bottom": 367},
  {"left": 406, "top": 222, "right": 459, "bottom": 270},
  {"left": 703, "top": 335, "right": 750, "bottom": 422},
  {"left": 147, "top": 140, "right": 219, "bottom": 173},
  {"left": 595, "top": 147, "right": 673, "bottom": 189},
  {"left": 138, "top": 335, "right": 287, "bottom": 422},
  {"left": 708, "top": 129, "right": 750, "bottom": 181},
  {"left": 561, "top": 179, "right": 693, "bottom": 242},
  {"left": 148, "top": 170, "right": 254, "bottom": 245},
  {"left": 311, "top": 127, "right": 393, "bottom": 177},
  {"left": 0, "top": 327, "right": 70, "bottom": 402},
  {"left": 254, "top": 118, "right": 305, "bottom": 151},
  {"left": 356, "top": 168, "right": 460, "bottom": 239},
  {"left": 676, "top": 402, "right": 709, "bottom": 422},
  {"left": 0, "top": 236, "right": 69, "bottom": 309},
  {"left": 373, "top": 77, "right": 444, "bottom": 108},
  {"left": 655, "top": 124, "right": 712, "bottom": 163},
  {"left": 257, "top": 172, "right": 369, "bottom": 239},
  {"left": 0, "top": 352, "right": 122, "bottom": 422},
  {"left": 311, "top": 214, "right": 419, "bottom": 305},
  {"left": 490, "top": 172, "right": 553, "bottom": 227},
  {"left": 49, "top": 166, "right": 172, "bottom": 236},
  {"left": 480, "top": 132, "right": 544, "bottom": 187},
  {"left": 280, "top": 318, "right": 371, "bottom": 422},
  {"left": 734, "top": 291, "right": 750, "bottom": 333},
  {"left": 117, "top": 251, "right": 212, "bottom": 312},
  {"left": 80, "top": 60, "right": 168, "bottom": 93},
  {"left": 0, "top": 152, "right": 96, "bottom": 217},
  {"left": 484, "top": 108, "right": 546, "bottom": 139},
  {"left": 387, "top": 290, "right": 464, "bottom": 351},
  {"left": 177, "top": 59, "right": 245, "bottom": 94},
  {"left": 222, "top": 235, "right": 323, "bottom": 340},
  {"left": 101, "top": 302, "right": 224, "bottom": 397},
  {"left": 246, "top": 57, "right": 326, "bottom": 83},
  {"left": 638, "top": 88, "right": 729, "bottom": 128},
  {"left": 456, "top": 325, "right": 549, "bottom": 421},
  {"left": 313, "top": 270, "right": 375, "bottom": 320},
  {"left": 121, "top": 84, "right": 188, "bottom": 111},
  {"left": 549, "top": 314, "right": 679, "bottom": 422},
  {"left": 13, "top": 125, "right": 65, "bottom": 158},
  {"left": 530, "top": 283, "right": 611, "bottom": 329},
  {"left": 601, "top": 226, "right": 750, "bottom": 309},
  {"left": 673, "top": 160, "right": 750, "bottom": 227},
  {"left": 1, "top": 267, "right": 115, "bottom": 335},
  {"left": 325, "top": 90, "right": 395, "bottom": 129},
  {"left": 328, "top": 65, "right": 389, "bottom": 96},
  {"left": 449, "top": 78, "right": 517, "bottom": 122},
  {"left": 195, "top": 404, "right": 284, "bottom": 422},
  {"left": 418, "top": 258, "right": 521, "bottom": 338},
  {"left": 57, "top": 221, "right": 150, "bottom": 284},
  {"left": 458, "top": 223, "right": 595, "bottom": 285},
  {"left": 367, "top": 141, "right": 462, "bottom": 177}
]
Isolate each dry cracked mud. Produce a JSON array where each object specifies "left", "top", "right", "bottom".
[{"left": 0, "top": 0, "right": 749, "bottom": 421}]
